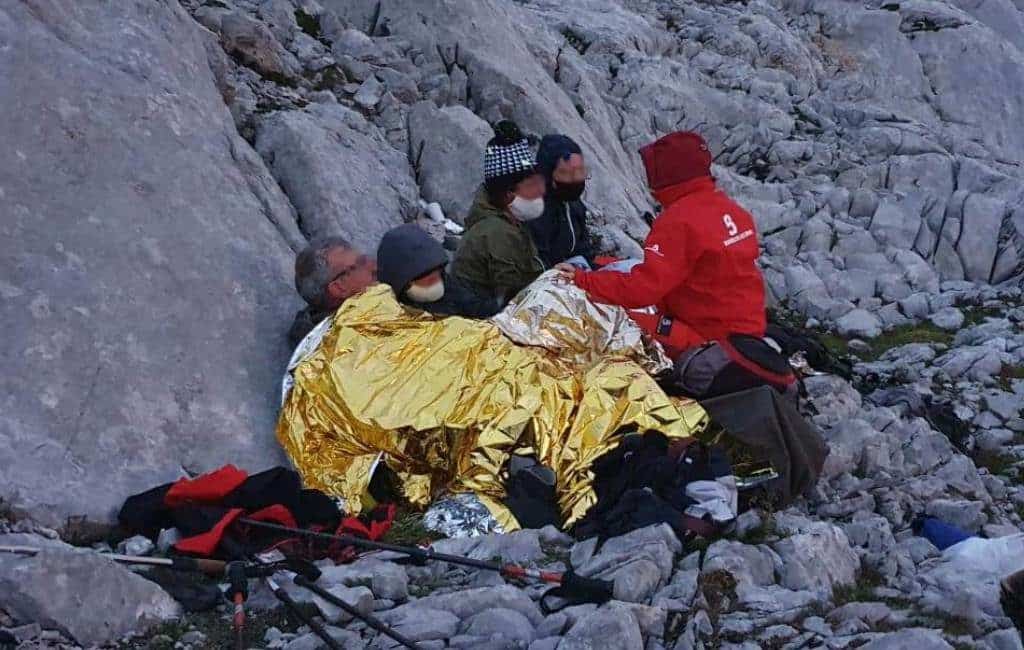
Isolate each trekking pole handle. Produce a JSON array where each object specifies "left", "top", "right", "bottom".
[{"left": 560, "top": 572, "right": 615, "bottom": 599}]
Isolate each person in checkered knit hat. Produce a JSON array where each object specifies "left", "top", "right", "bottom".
[{"left": 450, "top": 120, "right": 548, "bottom": 303}]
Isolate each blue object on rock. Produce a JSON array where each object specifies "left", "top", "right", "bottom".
[{"left": 913, "top": 516, "right": 973, "bottom": 550}]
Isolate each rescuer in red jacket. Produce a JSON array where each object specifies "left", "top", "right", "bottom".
[{"left": 558, "top": 131, "right": 766, "bottom": 357}]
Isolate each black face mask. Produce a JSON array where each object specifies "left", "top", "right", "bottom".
[{"left": 551, "top": 181, "right": 586, "bottom": 202}]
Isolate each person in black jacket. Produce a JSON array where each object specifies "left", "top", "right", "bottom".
[
  {"left": 376, "top": 224, "right": 503, "bottom": 319},
  {"left": 530, "top": 134, "right": 594, "bottom": 268}
]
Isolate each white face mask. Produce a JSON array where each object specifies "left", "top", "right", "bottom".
[
  {"left": 508, "top": 195, "right": 545, "bottom": 221},
  {"left": 405, "top": 280, "right": 445, "bottom": 303}
]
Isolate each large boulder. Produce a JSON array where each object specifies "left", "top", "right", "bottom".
[
  {"left": 0, "top": 533, "right": 181, "bottom": 646},
  {"left": 0, "top": 0, "right": 304, "bottom": 525},
  {"left": 255, "top": 102, "right": 418, "bottom": 253},
  {"left": 407, "top": 101, "right": 493, "bottom": 223}
]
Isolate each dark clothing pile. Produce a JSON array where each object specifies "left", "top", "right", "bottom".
[
  {"left": 574, "top": 431, "right": 732, "bottom": 541},
  {"left": 530, "top": 134, "right": 593, "bottom": 267},
  {"left": 118, "top": 465, "right": 393, "bottom": 560}
]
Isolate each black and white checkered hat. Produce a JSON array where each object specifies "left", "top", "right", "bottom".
[{"left": 483, "top": 121, "right": 535, "bottom": 182}]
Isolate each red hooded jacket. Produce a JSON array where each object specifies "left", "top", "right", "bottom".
[{"left": 574, "top": 132, "right": 766, "bottom": 352}]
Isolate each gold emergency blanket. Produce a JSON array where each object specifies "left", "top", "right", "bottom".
[{"left": 277, "top": 281, "right": 709, "bottom": 530}]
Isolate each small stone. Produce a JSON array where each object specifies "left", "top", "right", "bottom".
[
  {"left": 827, "top": 602, "right": 894, "bottom": 626},
  {"left": 264, "top": 627, "right": 284, "bottom": 644},
  {"left": 318, "top": 559, "right": 409, "bottom": 602},
  {"left": 156, "top": 528, "right": 181, "bottom": 554},
  {"left": 836, "top": 309, "right": 883, "bottom": 338},
  {"left": 535, "top": 613, "right": 567, "bottom": 638},
  {"left": 733, "top": 510, "right": 763, "bottom": 539},
  {"left": 926, "top": 499, "right": 987, "bottom": 534},
  {"left": 858, "top": 628, "right": 959, "bottom": 648},
  {"left": 381, "top": 607, "right": 466, "bottom": 641},
  {"left": 9, "top": 623, "right": 41, "bottom": 641},
  {"left": 618, "top": 602, "right": 667, "bottom": 638},
  {"left": 119, "top": 535, "right": 155, "bottom": 557},
  {"left": 528, "top": 638, "right": 560, "bottom": 650},
  {"left": 354, "top": 76, "right": 384, "bottom": 109},
  {"left": 180, "top": 630, "right": 206, "bottom": 645},
  {"left": 772, "top": 523, "right": 858, "bottom": 593},
  {"left": 976, "top": 410, "right": 1004, "bottom": 428},
  {"left": 463, "top": 608, "right": 535, "bottom": 644},
  {"left": 149, "top": 635, "right": 174, "bottom": 648},
  {"left": 801, "top": 616, "right": 831, "bottom": 636},
  {"left": 928, "top": 307, "right": 965, "bottom": 331},
  {"left": 986, "top": 392, "right": 1023, "bottom": 421},
  {"left": 759, "top": 624, "right": 798, "bottom": 644},
  {"left": 849, "top": 339, "right": 872, "bottom": 354},
  {"left": 559, "top": 602, "right": 643, "bottom": 650},
  {"left": 312, "top": 585, "right": 373, "bottom": 624}
]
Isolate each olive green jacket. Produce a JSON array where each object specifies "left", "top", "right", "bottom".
[{"left": 451, "top": 187, "right": 545, "bottom": 301}]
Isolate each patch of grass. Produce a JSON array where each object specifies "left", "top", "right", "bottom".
[
  {"left": 119, "top": 604, "right": 318, "bottom": 649},
  {"left": 973, "top": 448, "right": 1017, "bottom": 477},
  {"left": 832, "top": 564, "right": 885, "bottom": 606},
  {"left": 699, "top": 569, "right": 738, "bottom": 620},
  {"left": 0, "top": 498, "right": 22, "bottom": 525},
  {"left": 561, "top": 27, "right": 592, "bottom": 55},
  {"left": 313, "top": 65, "right": 346, "bottom": 91},
  {"left": 381, "top": 510, "right": 444, "bottom": 546},
  {"left": 738, "top": 516, "right": 778, "bottom": 545},
  {"left": 998, "top": 364, "right": 1024, "bottom": 392},
  {"left": 857, "top": 322, "right": 954, "bottom": 362},
  {"left": 818, "top": 332, "right": 850, "bottom": 358},
  {"left": 60, "top": 515, "right": 121, "bottom": 547},
  {"left": 939, "top": 615, "right": 975, "bottom": 637},
  {"left": 294, "top": 9, "right": 321, "bottom": 40},
  {"left": 961, "top": 305, "right": 1002, "bottom": 327}
]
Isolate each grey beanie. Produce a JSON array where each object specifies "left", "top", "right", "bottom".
[{"left": 376, "top": 224, "right": 448, "bottom": 294}]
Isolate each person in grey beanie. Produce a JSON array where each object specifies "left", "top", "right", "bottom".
[{"left": 377, "top": 224, "right": 503, "bottom": 319}]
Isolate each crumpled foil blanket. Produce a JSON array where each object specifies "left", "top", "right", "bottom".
[{"left": 278, "top": 277, "right": 708, "bottom": 531}]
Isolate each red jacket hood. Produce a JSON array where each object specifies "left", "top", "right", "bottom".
[{"left": 639, "top": 131, "right": 713, "bottom": 191}]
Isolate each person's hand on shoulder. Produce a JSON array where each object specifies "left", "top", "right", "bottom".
[{"left": 554, "top": 262, "right": 578, "bottom": 283}]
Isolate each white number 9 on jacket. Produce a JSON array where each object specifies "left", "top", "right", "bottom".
[{"left": 723, "top": 214, "right": 738, "bottom": 237}]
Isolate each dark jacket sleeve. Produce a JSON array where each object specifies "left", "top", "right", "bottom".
[
  {"left": 570, "top": 200, "right": 594, "bottom": 263},
  {"left": 528, "top": 203, "right": 559, "bottom": 268}
]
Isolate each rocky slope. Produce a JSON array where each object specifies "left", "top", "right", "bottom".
[{"left": 2, "top": 0, "right": 1024, "bottom": 648}]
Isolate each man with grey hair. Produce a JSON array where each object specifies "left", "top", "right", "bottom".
[{"left": 287, "top": 236, "right": 377, "bottom": 347}]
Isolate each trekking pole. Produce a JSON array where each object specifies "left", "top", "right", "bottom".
[
  {"left": 265, "top": 575, "right": 344, "bottom": 650},
  {"left": 291, "top": 572, "right": 421, "bottom": 650},
  {"left": 237, "top": 519, "right": 613, "bottom": 601},
  {"left": 225, "top": 561, "right": 248, "bottom": 650},
  {"left": 0, "top": 545, "right": 229, "bottom": 574}
]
